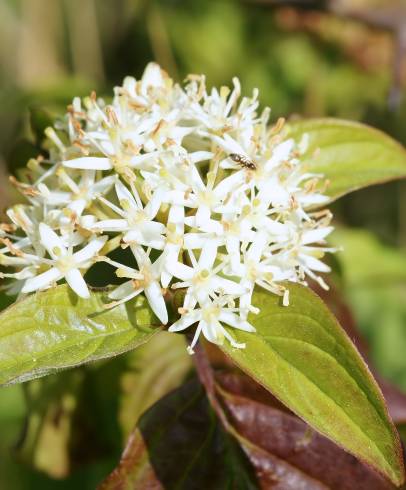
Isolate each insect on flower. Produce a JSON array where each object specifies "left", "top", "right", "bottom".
[{"left": 229, "top": 153, "right": 257, "bottom": 170}]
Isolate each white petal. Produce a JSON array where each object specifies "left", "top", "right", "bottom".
[
  {"left": 43, "top": 190, "right": 71, "bottom": 205},
  {"left": 300, "top": 254, "right": 331, "bottom": 273},
  {"left": 239, "top": 288, "right": 254, "bottom": 318},
  {"left": 183, "top": 233, "right": 217, "bottom": 250},
  {"left": 198, "top": 240, "right": 218, "bottom": 270},
  {"left": 73, "top": 236, "right": 107, "bottom": 264},
  {"left": 300, "top": 194, "right": 329, "bottom": 206},
  {"left": 212, "top": 134, "right": 245, "bottom": 155},
  {"left": 63, "top": 157, "right": 112, "bottom": 170},
  {"left": 219, "top": 311, "right": 256, "bottom": 332},
  {"left": 141, "top": 62, "right": 165, "bottom": 92},
  {"left": 201, "top": 319, "right": 223, "bottom": 345},
  {"left": 80, "top": 215, "right": 98, "bottom": 229},
  {"left": 168, "top": 309, "right": 202, "bottom": 332},
  {"left": 65, "top": 268, "right": 89, "bottom": 298},
  {"left": 22, "top": 267, "right": 62, "bottom": 293},
  {"left": 39, "top": 223, "right": 66, "bottom": 259},
  {"left": 168, "top": 204, "right": 184, "bottom": 227},
  {"left": 145, "top": 281, "right": 168, "bottom": 324},
  {"left": 189, "top": 165, "right": 205, "bottom": 191},
  {"left": 124, "top": 223, "right": 165, "bottom": 249},
  {"left": 302, "top": 227, "right": 334, "bottom": 245},
  {"left": 247, "top": 231, "right": 268, "bottom": 260},
  {"left": 267, "top": 139, "right": 294, "bottom": 167},
  {"left": 161, "top": 269, "right": 172, "bottom": 289},
  {"left": 145, "top": 188, "right": 164, "bottom": 219},
  {"left": 212, "top": 277, "right": 246, "bottom": 296},
  {"left": 226, "top": 236, "right": 241, "bottom": 271},
  {"left": 184, "top": 217, "right": 223, "bottom": 234},
  {"left": 195, "top": 204, "right": 212, "bottom": 228},
  {"left": 129, "top": 152, "right": 160, "bottom": 168},
  {"left": 115, "top": 180, "right": 138, "bottom": 209},
  {"left": 92, "top": 219, "right": 128, "bottom": 232},
  {"left": 167, "top": 261, "right": 194, "bottom": 281},
  {"left": 93, "top": 175, "right": 117, "bottom": 195},
  {"left": 109, "top": 280, "right": 137, "bottom": 300},
  {"left": 214, "top": 171, "right": 245, "bottom": 198},
  {"left": 189, "top": 151, "right": 213, "bottom": 164},
  {"left": 68, "top": 199, "right": 86, "bottom": 216},
  {"left": 131, "top": 245, "right": 150, "bottom": 268},
  {"left": 170, "top": 126, "right": 195, "bottom": 142}
]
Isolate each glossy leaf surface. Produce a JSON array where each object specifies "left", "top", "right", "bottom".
[
  {"left": 0, "top": 285, "right": 161, "bottom": 386},
  {"left": 287, "top": 118, "right": 406, "bottom": 204},
  {"left": 219, "top": 283, "right": 405, "bottom": 486}
]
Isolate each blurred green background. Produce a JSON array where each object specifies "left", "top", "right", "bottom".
[{"left": 1, "top": 0, "right": 406, "bottom": 488}]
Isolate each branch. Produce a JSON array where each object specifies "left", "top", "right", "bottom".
[{"left": 188, "top": 336, "right": 232, "bottom": 429}]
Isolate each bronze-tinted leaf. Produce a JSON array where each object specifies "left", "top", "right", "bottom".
[
  {"left": 99, "top": 380, "right": 327, "bottom": 490},
  {"left": 217, "top": 372, "right": 394, "bottom": 490}
]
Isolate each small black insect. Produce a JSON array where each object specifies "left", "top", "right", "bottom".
[{"left": 229, "top": 153, "right": 256, "bottom": 170}]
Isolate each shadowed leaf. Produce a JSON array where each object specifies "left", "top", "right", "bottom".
[
  {"left": 217, "top": 372, "right": 394, "bottom": 490},
  {"left": 99, "top": 380, "right": 259, "bottom": 490}
]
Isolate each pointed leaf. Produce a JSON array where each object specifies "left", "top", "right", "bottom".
[
  {"left": 286, "top": 118, "right": 406, "bottom": 204},
  {"left": 219, "top": 283, "right": 405, "bottom": 486},
  {"left": 0, "top": 285, "right": 161, "bottom": 386}
]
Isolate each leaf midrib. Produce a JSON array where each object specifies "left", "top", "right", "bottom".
[
  {"left": 234, "top": 333, "right": 396, "bottom": 478},
  {"left": 253, "top": 308, "right": 388, "bottom": 425},
  {"left": 0, "top": 324, "right": 156, "bottom": 383}
]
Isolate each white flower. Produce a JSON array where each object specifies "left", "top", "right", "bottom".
[
  {"left": 168, "top": 245, "right": 246, "bottom": 310},
  {"left": 160, "top": 204, "right": 185, "bottom": 288},
  {"left": 106, "top": 245, "right": 168, "bottom": 324},
  {"left": 21, "top": 223, "right": 107, "bottom": 298},
  {"left": 93, "top": 180, "right": 166, "bottom": 249},
  {"left": 37, "top": 169, "right": 116, "bottom": 215},
  {"left": 169, "top": 295, "right": 255, "bottom": 354},
  {"left": 1, "top": 62, "right": 336, "bottom": 352}
]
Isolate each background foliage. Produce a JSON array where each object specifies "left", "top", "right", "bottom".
[{"left": 1, "top": 0, "right": 406, "bottom": 488}]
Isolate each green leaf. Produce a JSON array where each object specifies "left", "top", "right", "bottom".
[
  {"left": 219, "top": 283, "right": 405, "bottom": 486},
  {"left": 286, "top": 118, "right": 406, "bottom": 204},
  {"left": 0, "top": 285, "right": 161, "bottom": 386}
]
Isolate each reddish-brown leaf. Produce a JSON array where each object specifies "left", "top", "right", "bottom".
[
  {"left": 217, "top": 372, "right": 394, "bottom": 490},
  {"left": 99, "top": 379, "right": 331, "bottom": 490}
]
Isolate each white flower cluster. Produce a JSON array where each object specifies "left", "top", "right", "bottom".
[{"left": 0, "top": 63, "right": 334, "bottom": 353}]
